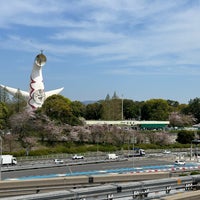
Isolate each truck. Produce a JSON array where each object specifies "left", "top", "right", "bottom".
[
  {"left": 107, "top": 153, "right": 119, "bottom": 160},
  {"left": 127, "top": 148, "right": 146, "bottom": 157},
  {"left": 133, "top": 148, "right": 145, "bottom": 157},
  {"left": 1, "top": 155, "right": 17, "bottom": 165}
]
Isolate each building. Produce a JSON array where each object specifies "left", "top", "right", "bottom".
[{"left": 85, "top": 120, "right": 170, "bottom": 130}]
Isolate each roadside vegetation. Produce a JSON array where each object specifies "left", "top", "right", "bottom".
[{"left": 0, "top": 88, "right": 200, "bottom": 157}]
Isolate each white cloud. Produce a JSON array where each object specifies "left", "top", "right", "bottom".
[{"left": 0, "top": 0, "right": 200, "bottom": 77}]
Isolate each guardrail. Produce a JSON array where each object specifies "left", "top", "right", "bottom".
[
  {"left": 3, "top": 175, "right": 200, "bottom": 200},
  {"left": 16, "top": 148, "right": 190, "bottom": 161}
]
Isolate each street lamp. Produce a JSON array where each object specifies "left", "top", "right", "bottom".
[
  {"left": 96, "top": 135, "right": 99, "bottom": 159},
  {"left": 190, "top": 142, "right": 193, "bottom": 161},
  {"left": 132, "top": 132, "right": 134, "bottom": 169}
]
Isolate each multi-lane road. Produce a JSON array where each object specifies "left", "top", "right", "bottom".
[{"left": 1, "top": 157, "right": 175, "bottom": 180}]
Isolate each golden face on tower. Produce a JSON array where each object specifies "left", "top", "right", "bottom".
[{"left": 35, "top": 53, "right": 47, "bottom": 67}]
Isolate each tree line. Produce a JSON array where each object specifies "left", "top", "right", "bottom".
[
  {"left": 1, "top": 89, "right": 200, "bottom": 129},
  {"left": 0, "top": 88, "right": 200, "bottom": 155}
]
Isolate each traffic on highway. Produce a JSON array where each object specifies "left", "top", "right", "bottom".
[{"left": 1, "top": 150, "right": 200, "bottom": 180}]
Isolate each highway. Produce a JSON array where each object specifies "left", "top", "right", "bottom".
[
  {"left": 1, "top": 155, "right": 200, "bottom": 199},
  {"left": 2, "top": 157, "right": 174, "bottom": 180}
]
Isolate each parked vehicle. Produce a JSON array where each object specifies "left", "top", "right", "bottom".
[
  {"left": 1, "top": 155, "right": 17, "bottom": 165},
  {"left": 72, "top": 155, "right": 84, "bottom": 160},
  {"left": 107, "top": 153, "right": 119, "bottom": 160},
  {"left": 54, "top": 159, "right": 64, "bottom": 164},
  {"left": 174, "top": 160, "right": 185, "bottom": 165}
]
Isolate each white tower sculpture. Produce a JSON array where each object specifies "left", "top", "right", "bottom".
[{"left": 0, "top": 52, "right": 64, "bottom": 110}]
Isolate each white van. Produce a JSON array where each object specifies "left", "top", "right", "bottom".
[{"left": 107, "top": 153, "right": 118, "bottom": 160}]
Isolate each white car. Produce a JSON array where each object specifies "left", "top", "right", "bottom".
[
  {"left": 174, "top": 160, "right": 185, "bottom": 165},
  {"left": 163, "top": 150, "right": 171, "bottom": 154},
  {"left": 72, "top": 155, "right": 84, "bottom": 160},
  {"left": 54, "top": 159, "right": 64, "bottom": 164}
]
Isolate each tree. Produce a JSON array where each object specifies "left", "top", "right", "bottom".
[
  {"left": 40, "top": 95, "right": 82, "bottom": 125},
  {"left": 169, "top": 112, "right": 196, "bottom": 127},
  {"left": 178, "top": 103, "right": 189, "bottom": 114},
  {"left": 0, "top": 102, "right": 9, "bottom": 129},
  {"left": 30, "top": 112, "right": 66, "bottom": 145},
  {"left": 123, "top": 99, "right": 140, "bottom": 120},
  {"left": 11, "top": 89, "right": 27, "bottom": 113},
  {"left": 22, "top": 137, "right": 37, "bottom": 156},
  {"left": 85, "top": 102, "right": 102, "bottom": 120},
  {"left": 147, "top": 132, "right": 171, "bottom": 145},
  {"left": 42, "top": 119, "right": 64, "bottom": 146},
  {"left": 185, "top": 98, "right": 200, "bottom": 123},
  {"left": 112, "top": 91, "right": 119, "bottom": 99},
  {"left": 3, "top": 134, "right": 18, "bottom": 153},
  {"left": 176, "top": 130, "right": 195, "bottom": 144},
  {"left": 101, "top": 99, "right": 121, "bottom": 120},
  {"left": 9, "top": 109, "right": 36, "bottom": 153},
  {"left": 141, "top": 99, "right": 170, "bottom": 120},
  {"left": 105, "top": 94, "right": 110, "bottom": 101},
  {"left": 71, "top": 101, "right": 86, "bottom": 118}
]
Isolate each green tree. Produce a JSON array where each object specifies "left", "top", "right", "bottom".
[
  {"left": 178, "top": 103, "right": 189, "bottom": 113},
  {"left": 71, "top": 101, "right": 86, "bottom": 118},
  {"left": 85, "top": 102, "right": 102, "bottom": 120},
  {"left": 0, "top": 102, "right": 9, "bottom": 129},
  {"left": 101, "top": 99, "right": 121, "bottom": 120},
  {"left": 141, "top": 99, "right": 170, "bottom": 120},
  {"left": 123, "top": 99, "right": 140, "bottom": 120},
  {"left": 40, "top": 95, "right": 81, "bottom": 125},
  {"left": 176, "top": 130, "right": 195, "bottom": 144},
  {"left": 185, "top": 98, "right": 200, "bottom": 123}
]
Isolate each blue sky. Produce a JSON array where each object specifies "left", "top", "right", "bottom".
[{"left": 1, "top": 0, "right": 200, "bottom": 104}]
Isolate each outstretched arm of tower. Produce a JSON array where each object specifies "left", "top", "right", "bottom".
[
  {"left": 45, "top": 87, "right": 64, "bottom": 98},
  {"left": 0, "top": 84, "right": 29, "bottom": 99}
]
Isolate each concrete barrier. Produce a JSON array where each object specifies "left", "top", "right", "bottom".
[
  {"left": 0, "top": 172, "right": 170, "bottom": 197},
  {"left": 2, "top": 175, "right": 200, "bottom": 200}
]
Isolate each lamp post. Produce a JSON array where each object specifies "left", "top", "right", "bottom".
[
  {"left": 96, "top": 135, "right": 99, "bottom": 160},
  {"left": 132, "top": 132, "right": 134, "bottom": 169}
]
